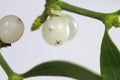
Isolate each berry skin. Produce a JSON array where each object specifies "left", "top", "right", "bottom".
[
  {"left": 61, "top": 14, "right": 77, "bottom": 40},
  {"left": 42, "top": 16, "right": 70, "bottom": 46},
  {"left": 42, "top": 13, "right": 77, "bottom": 46},
  {"left": 0, "top": 15, "right": 24, "bottom": 43}
]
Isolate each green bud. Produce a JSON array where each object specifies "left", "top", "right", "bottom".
[
  {"left": 8, "top": 74, "right": 23, "bottom": 80},
  {"left": 31, "top": 16, "right": 42, "bottom": 31},
  {"left": 47, "top": 4, "right": 62, "bottom": 16},
  {"left": 108, "top": 15, "right": 120, "bottom": 28},
  {"left": 104, "top": 14, "right": 120, "bottom": 30},
  {"left": 112, "top": 15, "right": 120, "bottom": 27}
]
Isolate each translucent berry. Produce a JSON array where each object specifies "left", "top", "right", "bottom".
[
  {"left": 42, "top": 16, "right": 70, "bottom": 46},
  {"left": 0, "top": 15, "right": 24, "bottom": 43}
]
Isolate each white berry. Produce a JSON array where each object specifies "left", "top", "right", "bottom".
[
  {"left": 42, "top": 16, "right": 70, "bottom": 46},
  {"left": 0, "top": 15, "right": 24, "bottom": 43},
  {"left": 61, "top": 14, "right": 77, "bottom": 40}
]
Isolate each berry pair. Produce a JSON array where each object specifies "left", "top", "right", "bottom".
[{"left": 42, "top": 14, "right": 77, "bottom": 46}]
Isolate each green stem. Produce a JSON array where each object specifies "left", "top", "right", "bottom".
[
  {"left": 58, "top": 1, "right": 106, "bottom": 21},
  {"left": 0, "top": 53, "right": 15, "bottom": 77}
]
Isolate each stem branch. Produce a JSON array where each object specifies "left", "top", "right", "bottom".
[
  {"left": 58, "top": 1, "right": 106, "bottom": 21},
  {"left": 0, "top": 53, "right": 15, "bottom": 77}
]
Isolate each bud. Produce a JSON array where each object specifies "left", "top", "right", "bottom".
[
  {"left": 112, "top": 15, "right": 120, "bottom": 28},
  {"left": 31, "top": 16, "right": 41, "bottom": 31},
  {"left": 47, "top": 4, "right": 62, "bottom": 16}
]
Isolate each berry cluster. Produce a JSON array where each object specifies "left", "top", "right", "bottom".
[{"left": 42, "top": 13, "right": 77, "bottom": 46}]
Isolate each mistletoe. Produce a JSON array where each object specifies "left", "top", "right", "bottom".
[{"left": 0, "top": 0, "right": 120, "bottom": 80}]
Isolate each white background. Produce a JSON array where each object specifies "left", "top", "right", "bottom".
[{"left": 0, "top": 0, "right": 120, "bottom": 80}]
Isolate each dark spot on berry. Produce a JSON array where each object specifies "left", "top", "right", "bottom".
[{"left": 55, "top": 40, "right": 62, "bottom": 45}]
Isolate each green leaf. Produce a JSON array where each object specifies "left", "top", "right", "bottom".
[
  {"left": 100, "top": 30, "right": 120, "bottom": 80},
  {"left": 21, "top": 61, "right": 103, "bottom": 80}
]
